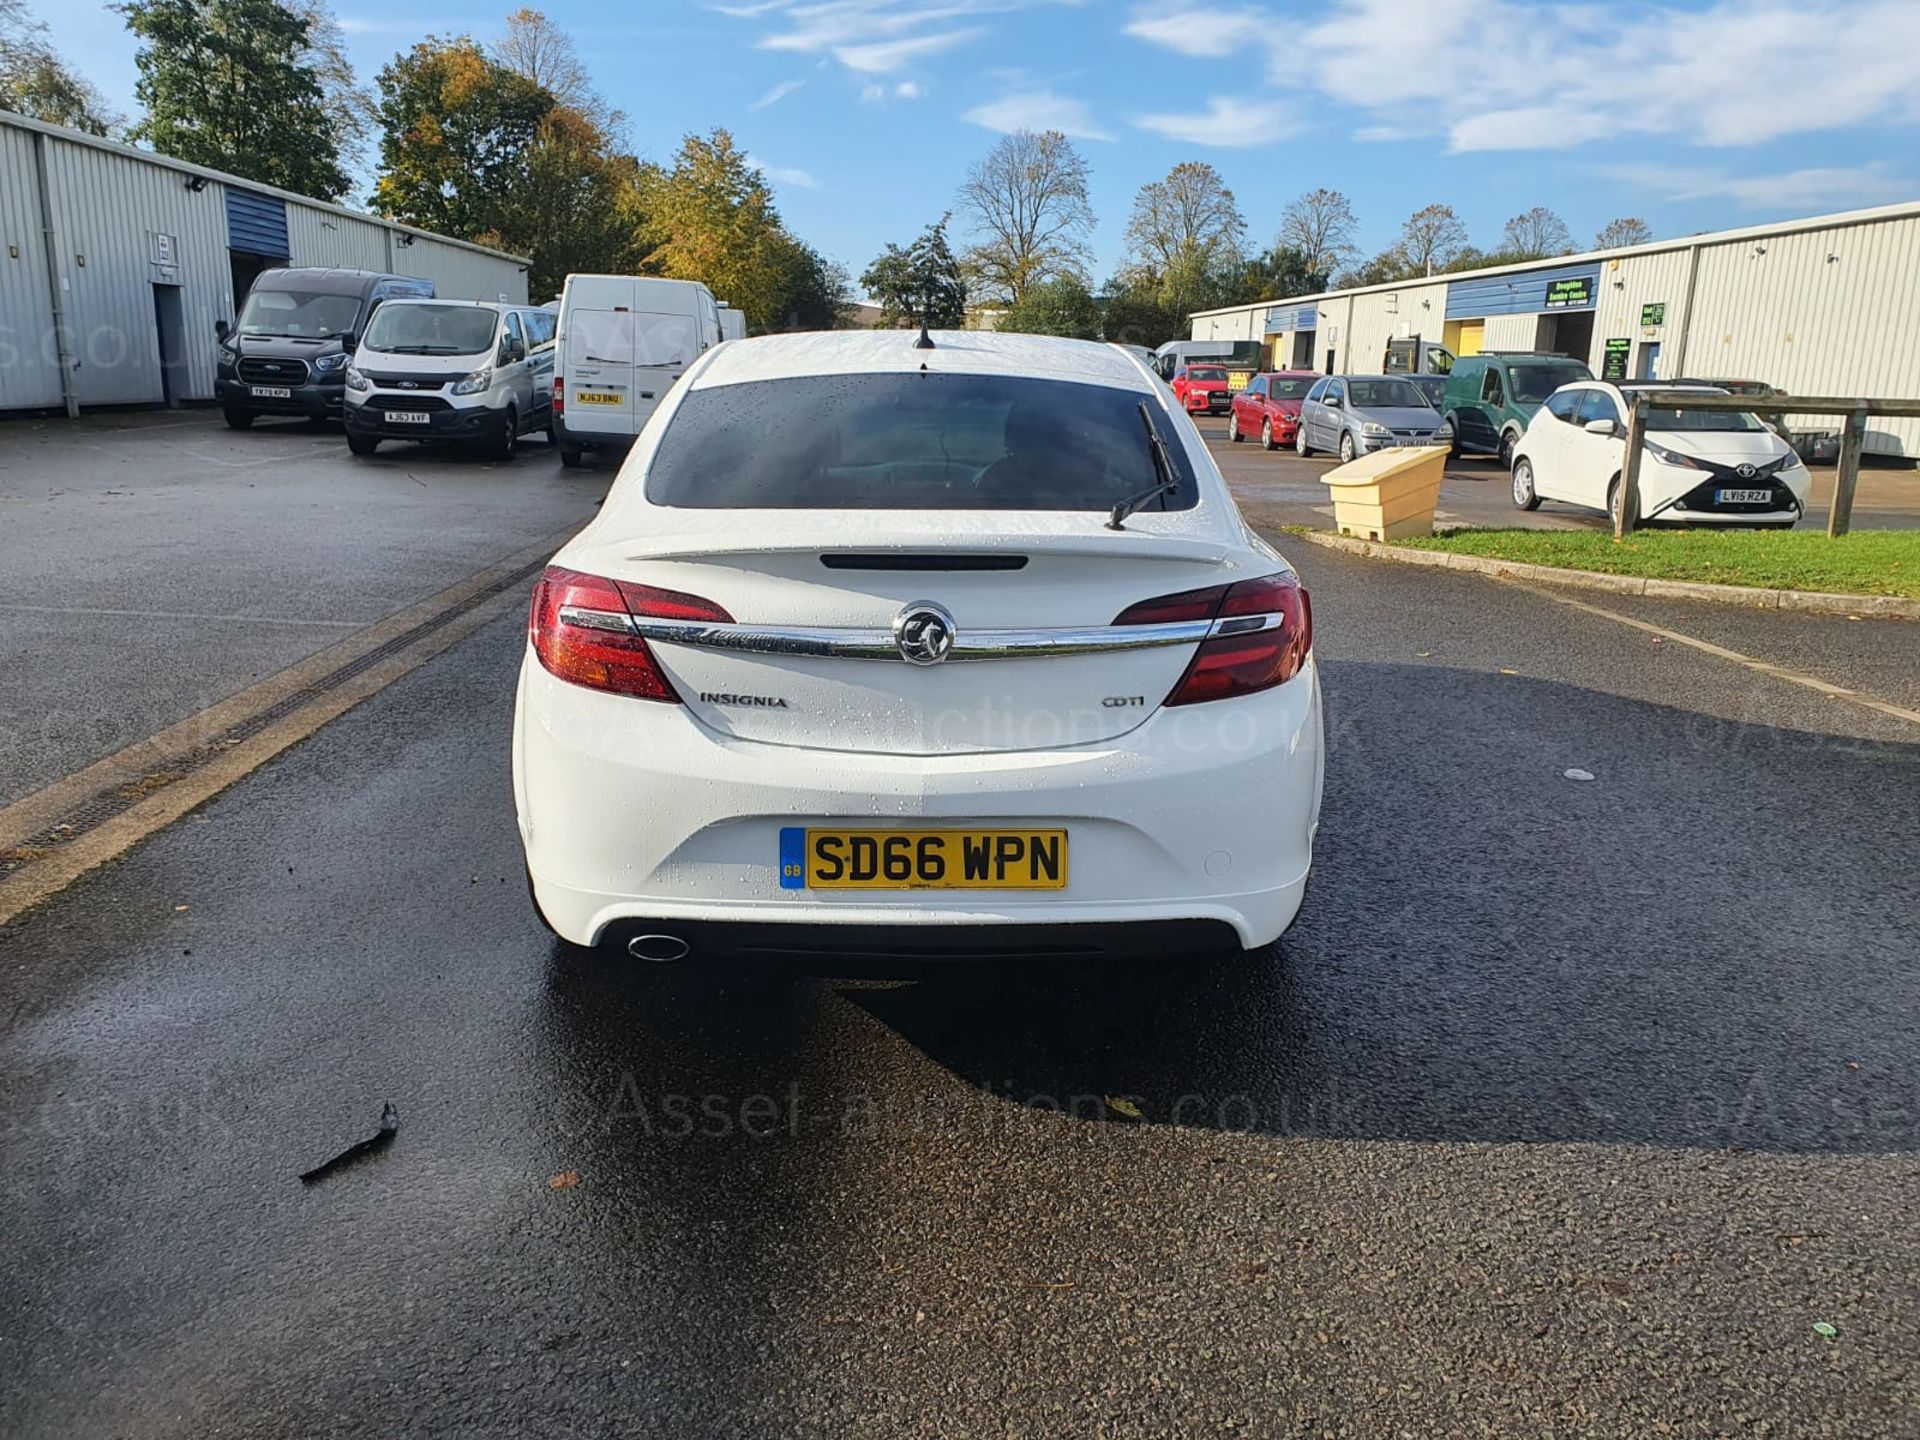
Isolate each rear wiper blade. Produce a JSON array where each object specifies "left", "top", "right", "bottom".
[{"left": 1108, "top": 402, "right": 1181, "bottom": 530}]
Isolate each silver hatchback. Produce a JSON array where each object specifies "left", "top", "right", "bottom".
[{"left": 1296, "top": 374, "right": 1450, "bottom": 462}]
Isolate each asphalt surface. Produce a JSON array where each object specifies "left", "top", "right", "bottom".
[
  {"left": 4, "top": 450, "right": 1918, "bottom": 1436},
  {"left": 1197, "top": 415, "right": 1920, "bottom": 534},
  {"left": 0, "top": 411, "right": 605, "bottom": 805}
]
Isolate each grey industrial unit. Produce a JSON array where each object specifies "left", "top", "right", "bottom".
[
  {"left": 1, "top": 110, "right": 531, "bottom": 415},
  {"left": 1189, "top": 200, "right": 1920, "bottom": 457}
]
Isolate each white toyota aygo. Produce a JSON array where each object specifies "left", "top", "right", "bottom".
[{"left": 513, "top": 330, "right": 1324, "bottom": 963}]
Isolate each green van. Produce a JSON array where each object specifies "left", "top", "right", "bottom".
[{"left": 1441, "top": 352, "right": 1593, "bottom": 468}]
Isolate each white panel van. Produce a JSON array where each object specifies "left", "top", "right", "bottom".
[
  {"left": 717, "top": 304, "right": 747, "bottom": 342},
  {"left": 552, "top": 275, "right": 722, "bottom": 467}
]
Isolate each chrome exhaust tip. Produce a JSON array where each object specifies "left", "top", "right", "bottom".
[{"left": 627, "top": 933, "right": 690, "bottom": 963}]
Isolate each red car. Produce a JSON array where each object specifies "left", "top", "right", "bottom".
[
  {"left": 1228, "top": 370, "right": 1318, "bottom": 450},
  {"left": 1170, "top": 362, "right": 1232, "bottom": 416}
]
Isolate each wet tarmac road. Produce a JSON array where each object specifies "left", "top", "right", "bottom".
[{"left": 4, "top": 528, "right": 1917, "bottom": 1437}]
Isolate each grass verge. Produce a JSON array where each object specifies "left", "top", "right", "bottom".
[{"left": 1392, "top": 527, "right": 1920, "bottom": 599}]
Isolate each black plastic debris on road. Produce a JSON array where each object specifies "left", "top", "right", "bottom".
[{"left": 299, "top": 1101, "right": 399, "bottom": 1185}]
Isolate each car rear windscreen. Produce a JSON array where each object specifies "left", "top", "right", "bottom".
[{"left": 646, "top": 373, "right": 1201, "bottom": 512}]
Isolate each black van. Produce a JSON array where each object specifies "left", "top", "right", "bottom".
[{"left": 214, "top": 268, "right": 434, "bottom": 428}]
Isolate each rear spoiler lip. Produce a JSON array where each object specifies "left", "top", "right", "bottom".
[{"left": 576, "top": 534, "right": 1244, "bottom": 567}]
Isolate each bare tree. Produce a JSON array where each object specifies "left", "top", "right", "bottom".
[
  {"left": 289, "top": 0, "right": 377, "bottom": 171},
  {"left": 1276, "top": 188, "right": 1358, "bottom": 279},
  {"left": 1501, "top": 206, "right": 1572, "bottom": 258},
  {"left": 955, "top": 128, "right": 1095, "bottom": 306},
  {"left": 1123, "top": 161, "right": 1246, "bottom": 281},
  {"left": 1594, "top": 216, "right": 1654, "bottom": 250},
  {"left": 492, "top": 7, "right": 592, "bottom": 110},
  {"left": 1398, "top": 203, "right": 1468, "bottom": 276}
]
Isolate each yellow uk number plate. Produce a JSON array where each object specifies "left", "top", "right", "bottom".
[
  {"left": 573, "top": 391, "right": 622, "bottom": 405},
  {"left": 778, "top": 827, "right": 1067, "bottom": 890}
]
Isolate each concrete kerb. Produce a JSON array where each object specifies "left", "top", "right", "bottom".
[{"left": 1287, "top": 530, "right": 1920, "bottom": 619}]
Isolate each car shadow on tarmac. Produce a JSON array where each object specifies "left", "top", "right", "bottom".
[{"left": 535, "top": 660, "right": 1920, "bottom": 1161}]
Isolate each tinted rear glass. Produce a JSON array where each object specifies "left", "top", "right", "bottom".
[
  {"left": 1268, "top": 376, "right": 1314, "bottom": 399},
  {"left": 1510, "top": 362, "right": 1593, "bottom": 403},
  {"left": 646, "top": 373, "right": 1199, "bottom": 512}
]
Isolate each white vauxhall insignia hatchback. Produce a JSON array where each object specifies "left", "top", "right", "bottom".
[{"left": 513, "top": 331, "right": 1323, "bottom": 962}]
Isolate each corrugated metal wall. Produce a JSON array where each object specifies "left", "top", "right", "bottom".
[
  {"left": 1, "top": 117, "right": 531, "bottom": 410},
  {"left": 1345, "top": 278, "right": 1450, "bottom": 371},
  {"left": 1686, "top": 217, "right": 1920, "bottom": 454},
  {"left": 43, "top": 136, "right": 233, "bottom": 406},
  {"left": 402, "top": 238, "right": 529, "bottom": 303},
  {"left": 0, "top": 126, "right": 61, "bottom": 409},
  {"left": 284, "top": 203, "right": 391, "bottom": 272},
  {"left": 1587, "top": 247, "right": 1698, "bottom": 378}
]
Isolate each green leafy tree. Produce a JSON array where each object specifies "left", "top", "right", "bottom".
[
  {"left": 861, "top": 215, "right": 968, "bottom": 329},
  {"left": 1337, "top": 247, "right": 1419, "bottom": 287},
  {"left": 1230, "top": 244, "right": 1328, "bottom": 305},
  {"left": 769, "top": 238, "right": 852, "bottom": 331},
  {"left": 1, "top": 0, "right": 120, "bottom": 133},
  {"left": 997, "top": 275, "right": 1100, "bottom": 339},
  {"left": 371, "top": 35, "right": 553, "bottom": 237},
  {"left": 118, "top": 0, "right": 349, "bottom": 198},
  {"left": 1099, "top": 281, "right": 1186, "bottom": 350},
  {"left": 489, "top": 108, "right": 648, "bottom": 300},
  {"left": 638, "top": 128, "right": 808, "bottom": 332}
]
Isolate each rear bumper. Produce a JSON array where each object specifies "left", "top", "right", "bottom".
[
  {"left": 344, "top": 399, "right": 507, "bottom": 442},
  {"left": 586, "top": 917, "right": 1247, "bottom": 962},
  {"left": 552, "top": 415, "right": 635, "bottom": 448},
  {"left": 514, "top": 653, "right": 1324, "bottom": 953}
]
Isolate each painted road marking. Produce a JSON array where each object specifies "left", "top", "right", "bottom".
[
  {"left": 0, "top": 530, "right": 575, "bottom": 927},
  {"left": 1511, "top": 580, "right": 1920, "bottom": 730}
]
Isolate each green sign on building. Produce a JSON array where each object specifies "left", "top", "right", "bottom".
[
  {"left": 1602, "top": 338, "right": 1631, "bottom": 381},
  {"left": 1640, "top": 302, "right": 1666, "bottom": 326},
  {"left": 1544, "top": 276, "right": 1594, "bottom": 308}
]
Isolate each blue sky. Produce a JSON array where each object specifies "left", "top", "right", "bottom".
[{"left": 32, "top": 0, "right": 1920, "bottom": 289}]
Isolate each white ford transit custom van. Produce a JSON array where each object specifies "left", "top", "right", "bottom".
[{"left": 345, "top": 299, "right": 555, "bottom": 460}]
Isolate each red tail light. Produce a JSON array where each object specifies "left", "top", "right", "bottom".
[
  {"left": 1114, "top": 574, "right": 1312, "bottom": 706},
  {"left": 527, "top": 566, "right": 732, "bottom": 702},
  {"left": 552, "top": 375, "right": 564, "bottom": 418}
]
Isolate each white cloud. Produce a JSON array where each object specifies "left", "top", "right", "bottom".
[
  {"left": 1124, "top": 0, "right": 1920, "bottom": 155},
  {"left": 895, "top": 80, "right": 924, "bottom": 99},
  {"left": 746, "top": 155, "right": 823, "bottom": 190},
  {"left": 962, "top": 88, "right": 1113, "bottom": 141},
  {"left": 833, "top": 29, "right": 982, "bottom": 73},
  {"left": 1134, "top": 96, "right": 1296, "bottom": 146},
  {"left": 748, "top": 79, "right": 805, "bottom": 112},
  {"left": 1122, "top": 9, "right": 1268, "bottom": 57},
  {"left": 1606, "top": 163, "right": 1910, "bottom": 212},
  {"left": 732, "top": 0, "right": 1071, "bottom": 75}
]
